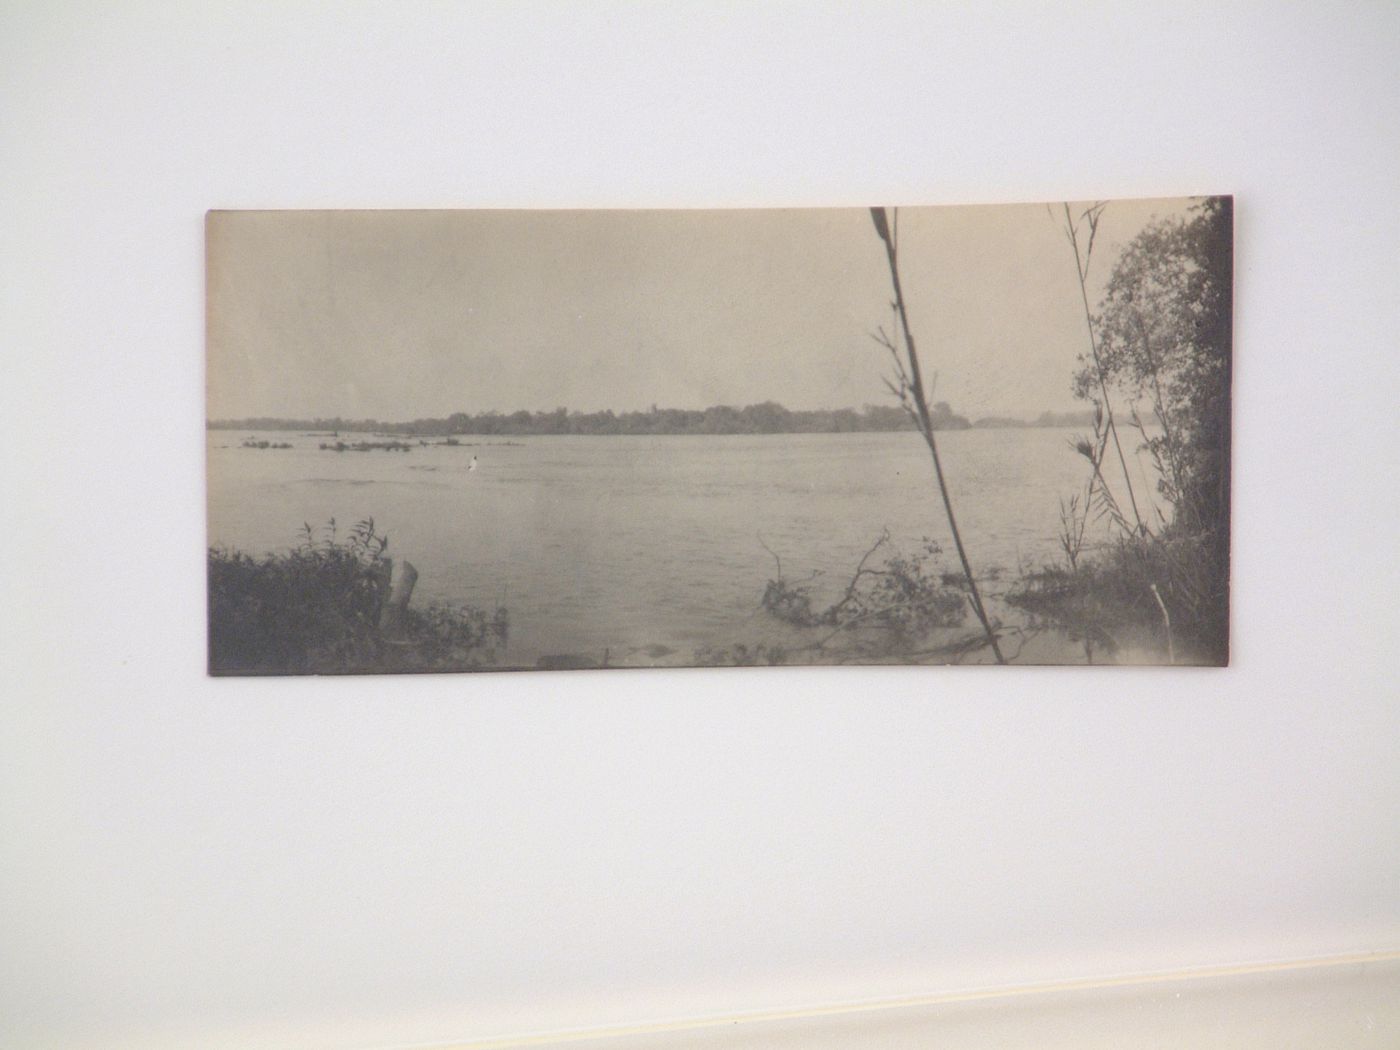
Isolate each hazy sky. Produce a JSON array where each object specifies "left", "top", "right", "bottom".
[{"left": 206, "top": 198, "right": 1196, "bottom": 421}]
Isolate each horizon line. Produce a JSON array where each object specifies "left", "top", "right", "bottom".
[{"left": 207, "top": 403, "right": 1092, "bottom": 425}]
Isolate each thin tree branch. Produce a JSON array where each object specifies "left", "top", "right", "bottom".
[
  {"left": 756, "top": 532, "right": 782, "bottom": 581},
  {"left": 1060, "top": 202, "right": 1146, "bottom": 536},
  {"left": 869, "top": 206, "right": 1005, "bottom": 663}
]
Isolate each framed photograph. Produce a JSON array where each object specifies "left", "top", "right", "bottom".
[{"left": 206, "top": 198, "right": 1231, "bottom": 674}]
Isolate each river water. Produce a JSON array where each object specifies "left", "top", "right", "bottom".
[{"left": 207, "top": 429, "right": 1165, "bottom": 666}]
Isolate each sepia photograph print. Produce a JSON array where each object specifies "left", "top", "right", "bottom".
[{"left": 207, "top": 198, "right": 1231, "bottom": 674}]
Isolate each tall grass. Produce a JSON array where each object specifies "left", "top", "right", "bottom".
[{"left": 1054, "top": 202, "right": 1146, "bottom": 536}]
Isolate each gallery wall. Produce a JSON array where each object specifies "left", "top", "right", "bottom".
[{"left": 3, "top": 4, "right": 1397, "bottom": 1048}]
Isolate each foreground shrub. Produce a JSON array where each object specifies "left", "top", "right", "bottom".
[
  {"left": 763, "top": 532, "right": 966, "bottom": 644},
  {"left": 208, "top": 519, "right": 506, "bottom": 674},
  {"left": 701, "top": 531, "right": 974, "bottom": 665}
]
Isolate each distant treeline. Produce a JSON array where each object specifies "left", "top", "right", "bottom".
[
  {"left": 209, "top": 401, "right": 1094, "bottom": 436},
  {"left": 971, "top": 409, "right": 1097, "bottom": 429}
]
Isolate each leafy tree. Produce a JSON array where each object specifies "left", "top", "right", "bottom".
[
  {"left": 1075, "top": 197, "right": 1232, "bottom": 538},
  {"left": 1065, "top": 196, "right": 1232, "bottom": 659}
]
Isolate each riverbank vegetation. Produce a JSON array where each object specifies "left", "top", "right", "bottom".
[
  {"left": 1005, "top": 197, "right": 1232, "bottom": 663},
  {"left": 208, "top": 519, "right": 507, "bottom": 675},
  {"left": 759, "top": 530, "right": 967, "bottom": 660}
]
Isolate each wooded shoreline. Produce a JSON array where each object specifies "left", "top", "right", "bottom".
[{"left": 208, "top": 402, "right": 1096, "bottom": 437}]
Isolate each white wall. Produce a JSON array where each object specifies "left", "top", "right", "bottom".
[
  {"left": 524, "top": 956, "right": 1400, "bottom": 1050},
  {"left": 3, "top": 4, "right": 1397, "bottom": 1048}
]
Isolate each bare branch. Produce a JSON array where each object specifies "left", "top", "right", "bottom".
[
  {"left": 869, "top": 205, "right": 1005, "bottom": 662},
  {"left": 756, "top": 532, "right": 782, "bottom": 581},
  {"left": 823, "top": 528, "right": 893, "bottom": 622}
]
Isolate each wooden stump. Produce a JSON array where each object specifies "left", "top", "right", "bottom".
[{"left": 379, "top": 559, "right": 418, "bottom": 634}]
